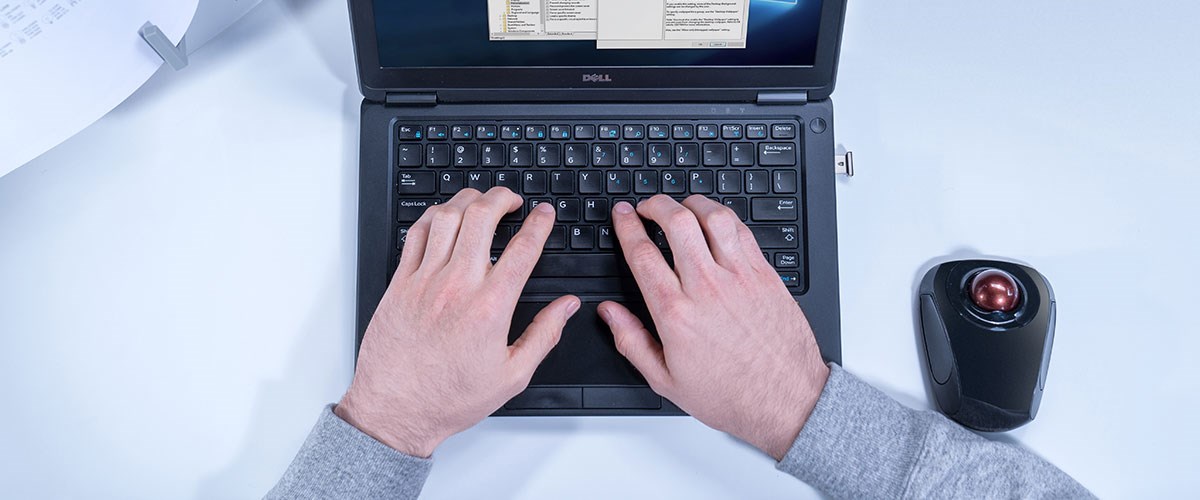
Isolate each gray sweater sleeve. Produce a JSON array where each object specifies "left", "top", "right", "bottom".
[
  {"left": 266, "top": 405, "right": 432, "bottom": 500},
  {"left": 777, "top": 364, "right": 1093, "bottom": 499}
]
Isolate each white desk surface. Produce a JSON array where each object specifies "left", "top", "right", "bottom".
[{"left": 2, "top": 1, "right": 1198, "bottom": 498}]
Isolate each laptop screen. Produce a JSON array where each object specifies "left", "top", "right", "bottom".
[{"left": 372, "top": 0, "right": 824, "bottom": 68}]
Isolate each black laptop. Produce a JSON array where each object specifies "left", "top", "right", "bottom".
[{"left": 349, "top": 0, "right": 846, "bottom": 415}]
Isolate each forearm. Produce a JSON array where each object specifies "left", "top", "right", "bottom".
[
  {"left": 777, "top": 364, "right": 1092, "bottom": 499},
  {"left": 266, "top": 405, "right": 433, "bottom": 500}
]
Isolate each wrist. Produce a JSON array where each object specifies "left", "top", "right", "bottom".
[
  {"left": 334, "top": 392, "right": 443, "bottom": 458},
  {"left": 756, "top": 361, "right": 831, "bottom": 461}
]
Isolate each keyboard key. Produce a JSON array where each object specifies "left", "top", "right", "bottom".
[
  {"left": 723, "top": 198, "right": 749, "bottom": 220},
  {"left": 564, "top": 144, "right": 588, "bottom": 167},
  {"left": 635, "top": 170, "right": 658, "bottom": 194},
  {"left": 759, "top": 143, "right": 797, "bottom": 166},
  {"left": 451, "top": 125, "right": 472, "bottom": 140},
  {"left": 579, "top": 171, "right": 603, "bottom": 194},
  {"left": 775, "top": 252, "right": 800, "bottom": 268},
  {"left": 546, "top": 226, "right": 567, "bottom": 250},
  {"left": 467, "top": 171, "right": 492, "bottom": 191},
  {"left": 509, "top": 144, "right": 533, "bottom": 167},
  {"left": 648, "top": 143, "right": 672, "bottom": 166},
  {"left": 730, "top": 142, "right": 755, "bottom": 166},
  {"left": 672, "top": 124, "right": 694, "bottom": 140},
  {"left": 746, "top": 170, "right": 770, "bottom": 194},
  {"left": 721, "top": 124, "right": 744, "bottom": 139},
  {"left": 574, "top": 125, "right": 596, "bottom": 140},
  {"left": 397, "top": 144, "right": 422, "bottom": 167},
  {"left": 749, "top": 225, "right": 800, "bottom": 249},
  {"left": 697, "top": 124, "right": 719, "bottom": 139},
  {"left": 529, "top": 198, "right": 552, "bottom": 214},
  {"left": 481, "top": 144, "right": 505, "bottom": 167},
  {"left": 397, "top": 172, "right": 436, "bottom": 195},
  {"left": 396, "top": 199, "right": 440, "bottom": 222},
  {"left": 492, "top": 226, "right": 512, "bottom": 250},
  {"left": 599, "top": 125, "right": 621, "bottom": 139},
  {"left": 501, "top": 125, "right": 522, "bottom": 140},
  {"left": 476, "top": 125, "right": 498, "bottom": 140},
  {"left": 717, "top": 170, "right": 742, "bottom": 194},
  {"left": 689, "top": 170, "right": 714, "bottom": 194},
  {"left": 771, "top": 123, "right": 797, "bottom": 139},
  {"left": 495, "top": 171, "right": 520, "bottom": 192},
  {"left": 585, "top": 198, "right": 609, "bottom": 222},
  {"left": 550, "top": 171, "right": 574, "bottom": 194},
  {"left": 620, "top": 143, "right": 644, "bottom": 167},
  {"left": 593, "top": 144, "right": 616, "bottom": 167},
  {"left": 537, "top": 144, "right": 561, "bottom": 167},
  {"left": 453, "top": 144, "right": 478, "bottom": 167},
  {"left": 550, "top": 125, "right": 571, "bottom": 140},
  {"left": 746, "top": 124, "right": 768, "bottom": 139},
  {"left": 598, "top": 227, "right": 615, "bottom": 249},
  {"left": 702, "top": 143, "right": 726, "bottom": 166},
  {"left": 426, "top": 144, "right": 450, "bottom": 167},
  {"left": 773, "top": 170, "right": 798, "bottom": 193},
  {"left": 397, "top": 125, "right": 422, "bottom": 141},
  {"left": 571, "top": 226, "right": 595, "bottom": 249},
  {"left": 427, "top": 125, "right": 449, "bottom": 140},
  {"left": 607, "top": 171, "right": 631, "bottom": 194},
  {"left": 525, "top": 125, "right": 547, "bottom": 140},
  {"left": 439, "top": 171, "right": 464, "bottom": 194},
  {"left": 623, "top": 125, "right": 645, "bottom": 139},
  {"left": 662, "top": 170, "right": 686, "bottom": 194},
  {"left": 524, "top": 171, "right": 548, "bottom": 194},
  {"left": 557, "top": 198, "right": 581, "bottom": 222},
  {"left": 397, "top": 226, "right": 411, "bottom": 250},
  {"left": 779, "top": 272, "right": 801, "bottom": 288},
  {"left": 751, "top": 198, "right": 799, "bottom": 221},
  {"left": 675, "top": 143, "right": 699, "bottom": 167},
  {"left": 648, "top": 125, "right": 670, "bottom": 139}
]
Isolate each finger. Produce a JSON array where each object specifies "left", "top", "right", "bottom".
[
  {"left": 419, "top": 189, "right": 484, "bottom": 270},
  {"left": 396, "top": 218, "right": 430, "bottom": 277},
  {"left": 598, "top": 301, "right": 671, "bottom": 391},
  {"left": 635, "top": 195, "right": 716, "bottom": 281},
  {"left": 508, "top": 295, "right": 581, "bottom": 386},
  {"left": 610, "top": 201, "right": 681, "bottom": 302},
  {"left": 488, "top": 201, "right": 556, "bottom": 303},
  {"left": 681, "top": 195, "right": 749, "bottom": 270},
  {"left": 450, "top": 187, "right": 523, "bottom": 274}
]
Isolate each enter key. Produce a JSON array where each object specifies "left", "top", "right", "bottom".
[{"left": 751, "top": 197, "right": 800, "bottom": 221}]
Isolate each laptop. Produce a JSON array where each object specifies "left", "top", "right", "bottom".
[{"left": 348, "top": 0, "right": 846, "bottom": 415}]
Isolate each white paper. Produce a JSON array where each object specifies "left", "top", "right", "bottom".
[{"left": 0, "top": 0, "right": 199, "bottom": 177}]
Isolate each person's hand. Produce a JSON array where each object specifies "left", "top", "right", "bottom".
[
  {"left": 336, "top": 188, "right": 580, "bottom": 458},
  {"left": 599, "top": 195, "right": 830, "bottom": 461}
]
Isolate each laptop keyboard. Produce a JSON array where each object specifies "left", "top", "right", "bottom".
[{"left": 391, "top": 120, "right": 807, "bottom": 294}]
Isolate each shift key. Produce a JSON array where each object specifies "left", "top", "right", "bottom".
[{"left": 749, "top": 225, "right": 801, "bottom": 249}]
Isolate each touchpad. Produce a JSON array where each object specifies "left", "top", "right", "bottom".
[{"left": 508, "top": 301, "right": 654, "bottom": 386}]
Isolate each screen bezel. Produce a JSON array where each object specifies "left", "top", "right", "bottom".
[{"left": 347, "top": 0, "right": 847, "bottom": 101}]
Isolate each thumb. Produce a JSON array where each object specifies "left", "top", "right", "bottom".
[
  {"left": 598, "top": 301, "right": 671, "bottom": 390},
  {"left": 508, "top": 295, "right": 581, "bottom": 384}
]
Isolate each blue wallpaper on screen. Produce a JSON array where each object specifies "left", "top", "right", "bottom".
[{"left": 373, "top": 0, "right": 823, "bottom": 67}]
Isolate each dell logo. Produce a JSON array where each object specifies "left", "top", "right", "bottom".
[{"left": 583, "top": 74, "right": 613, "bottom": 83}]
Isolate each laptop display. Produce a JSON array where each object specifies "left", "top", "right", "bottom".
[{"left": 371, "top": 0, "right": 824, "bottom": 67}]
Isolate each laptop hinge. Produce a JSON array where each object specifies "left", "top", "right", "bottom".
[
  {"left": 757, "top": 91, "right": 809, "bottom": 105},
  {"left": 385, "top": 92, "right": 438, "bottom": 106}
]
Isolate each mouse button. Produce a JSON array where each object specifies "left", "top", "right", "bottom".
[
  {"left": 920, "top": 294, "right": 955, "bottom": 385},
  {"left": 1039, "top": 302, "right": 1057, "bottom": 391}
]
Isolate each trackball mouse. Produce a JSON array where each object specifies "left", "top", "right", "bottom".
[{"left": 918, "top": 259, "right": 1056, "bottom": 432}]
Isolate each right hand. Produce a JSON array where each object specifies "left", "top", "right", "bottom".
[{"left": 599, "top": 195, "right": 831, "bottom": 461}]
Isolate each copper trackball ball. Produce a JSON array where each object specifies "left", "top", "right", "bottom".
[{"left": 969, "top": 269, "right": 1021, "bottom": 313}]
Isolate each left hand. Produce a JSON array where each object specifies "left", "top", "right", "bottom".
[{"left": 335, "top": 187, "right": 580, "bottom": 458}]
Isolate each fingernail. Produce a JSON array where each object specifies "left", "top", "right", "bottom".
[
  {"left": 566, "top": 298, "right": 581, "bottom": 318},
  {"left": 597, "top": 306, "right": 612, "bottom": 323},
  {"left": 536, "top": 202, "right": 554, "bottom": 214},
  {"left": 614, "top": 201, "right": 634, "bottom": 214}
]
